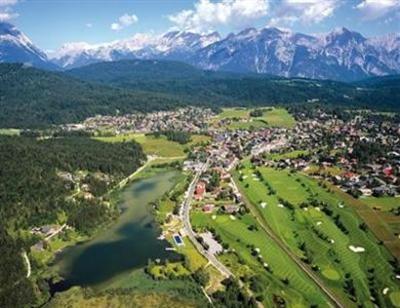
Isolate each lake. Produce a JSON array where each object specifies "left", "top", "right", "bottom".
[{"left": 53, "top": 170, "right": 180, "bottom": 289}]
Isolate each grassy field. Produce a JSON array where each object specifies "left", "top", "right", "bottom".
[
  {"left": 228, "top": 119, "right": 268, "bottom": 130},
  {"left": 95, "top": 133, "right": 186, "bottom": 157},
  {"left": 362, "top": 196, "right": 400, "bottom": 212},
  {"left": 234, "top": 160, "right": 399, "bottom": 307},
  {"left": 0, "top": 128, "right": 20, "bottom": 136},
  {"left": 191, "top": 211, "right": 330, "bottom": 307},
  {"left": 266, "top": 150, "right": 309, "bottom": 161},
  {"left": 260, "top": 108, "right": 296, "bottom": 128},
  {"left": 212, "top": 107, "right": 296, "bottom": 130},
  {"left": 189, "top": 134, "right": 211, "bottom": 146},
  {"left": 95, "top": 133, "right": 210, "bottom": 158},
  {"left": 304, "top": 164, "right": 344, "bottom": 177},
  {"left": 48, "top": 270, "right": 205, "bottom": 308},
  {"left": 215, "top": 108, "right": 250, "bottom": 119}
]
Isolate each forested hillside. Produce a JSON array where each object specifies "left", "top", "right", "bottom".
[
  {"left": 68, "top": 60, "right": 400, "bottom": 111},
  {"left": 0, "top": 136, "right": 145, "bottom": 307},
  {"left": 0, "top": 62, "right": 399, "bottom": 129},
  {"left": 67, "top": 60, "right": 354, "bottom": 104},
  {"left": 0, "top": 63, "right": 186, "bottom": 128}
]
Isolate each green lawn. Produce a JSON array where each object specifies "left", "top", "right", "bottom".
[
  {"left": 266, "top": 150, "right": 309, "bottom": 161},
  {"left": 234, "top": 161, "right": 399, "bottom": 307},
  {"left": 213, "top": 107, "right": 296, "bottom": 130},
  {"left": 259, "top": 108, "right": 296, "bottom": 128},
  {"left": 228, "top": 119, "right": 268, "bottom": 130},
  {"left": 361, "top": 196, "right": 400, "bottom": 212},
  {"left": 189, "top": 134, "right": 211, "bottom": 146},
  {"left": 216, "top": 108, "right": 250, "bottom": 119},
  {"left": 95, "top": 133, "right": 186, "bottom": 157},
  {"left": 191, "top": 211, "right": 329, "bottom": 307}
]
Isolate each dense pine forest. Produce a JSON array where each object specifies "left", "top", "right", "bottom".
[
  {"left": 67, "top": 60, "right": 400, "bottom": 111},
  {"left": 0, "top": 63, "right": 187, "bottom": 128},
  {"left": 0, "top": 136, "right": 145, "bottom": 307}
]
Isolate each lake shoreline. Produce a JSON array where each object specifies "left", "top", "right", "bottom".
[{"left": 50, "top": 168, "right": 180, "bottom": 294}]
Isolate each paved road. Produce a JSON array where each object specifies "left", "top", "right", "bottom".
[
  {"left": 180, "top": 160, "right": 233, "bottom": 278},
  {"left": 231, "top": 177, "right": 345, "bottom": 308}
]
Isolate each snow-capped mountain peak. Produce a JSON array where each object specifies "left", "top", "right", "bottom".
[
  {"left": 0, "top": 22, "right": 56, "bottom": 70},
  {"left": 0, "top": 21, "right": 399, "bottom": 81}
]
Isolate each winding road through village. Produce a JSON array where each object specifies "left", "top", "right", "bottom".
[{"left": 180, "top": 159, "right": 233, "bottom": 278}]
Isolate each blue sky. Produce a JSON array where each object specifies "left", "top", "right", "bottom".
[{"left": 1, "top": 0, "right": 399, "bottom": 50}]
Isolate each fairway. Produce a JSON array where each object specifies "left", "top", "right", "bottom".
[
  {"left": 362, "top": 196, "right": 400, "bottom": 211},
  {"left": 191, "top": 211, "right": 330, "bottom": 307},
  {"left": 234, "top": 160, "right": 399, "bottom": 307}
]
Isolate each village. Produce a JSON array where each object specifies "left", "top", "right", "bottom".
[
  {"left": 26, "top": 106, "right": 400, "bottom": 308},
  {"left": 61, "top": 107, "right": 215, "bottom": 135}
]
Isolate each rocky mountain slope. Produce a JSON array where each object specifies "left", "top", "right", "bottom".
[
  {"left": 0, "top": 22, "right": 57, "bottom": 70},
  {"left": 1, "top": 21, "right": 399, "bottom": 81}
]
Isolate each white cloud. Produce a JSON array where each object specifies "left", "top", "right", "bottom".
[
  {"left": 269, "top": 0, "right": 340, "bottom": 26},
  {"left": 86, "top": 23, "right": 93, "bottom": 28},
  {"left": 0, "top": 7, "right": 17, "bottom": 21},
  {"left": 356, "top": 0, "right": 400, "bottom": 20},
  {"left": 0, "top": 0, "right": 17, "bottom": 21},
  {"left": 168, "top": 0, "right": 270, "bottom": 33},
  {"left": 111, "top": 13, "right": 138, "bottom": 31},
  {"left": 0, "top": 0, "right": 18, "bottom": 6}
]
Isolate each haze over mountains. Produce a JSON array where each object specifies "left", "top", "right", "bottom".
[{"left": 0, "top": 21, "right": 399, "bottom": 81}]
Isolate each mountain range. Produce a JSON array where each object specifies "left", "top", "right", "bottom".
[{"left": 0, "top": 21, "right": 399, "bottom": 81}]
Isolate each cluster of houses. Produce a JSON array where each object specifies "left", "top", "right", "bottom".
[
  {"left": 250, "top": 109, "right": 400, "bottom": 198},
  {"left": 187, "top": 108, "right": 399, "bottom": 210},
  {"left": 61, "top": 107, "right": 215, "bottom": 134}
]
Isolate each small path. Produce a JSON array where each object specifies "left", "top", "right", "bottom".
[
  {"left": 45, "top": 223, "right": 67, "bottom": 241},
  {"left": 22, "top": 250, "right": 31, "bottom": 278},
  {"left": 201, "top": 287, "right": 213, "bottom": 304}
]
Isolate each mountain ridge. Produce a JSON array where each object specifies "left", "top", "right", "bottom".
[
  {"left": 0, "top": 22, "right": 58, "bottom": 70},
  {"left": 0, "top": 21, "right": 399, "bottom": 81},
  {"left": 54, "top": 25, "right": 400, "bottom": 81}
]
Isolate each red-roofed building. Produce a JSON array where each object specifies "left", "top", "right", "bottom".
[
  {"left": 383, "top": 167, "right": 393, "bottom": 177},
  {"left": 194, "top": 181, "right": 206, "bottom": 200},
  {"left": 203, "top": 204, "right": 214, "bottom": 213}
]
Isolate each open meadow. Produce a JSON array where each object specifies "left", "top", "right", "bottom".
[
  {"left": 95, "top": 133, "right": 210, "bottom": 158},
  {"left": 211, "top": 107, "right": 296, "bottom": 130}
]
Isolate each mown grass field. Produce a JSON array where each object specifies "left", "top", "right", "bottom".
[
  {"left": 261, "top": 108, "right": 296, "bottom": 128},
  {"left": 212, "top": 107, "right": 296, "bottom": 130},
  {"left": 228, "top": 119, "right": 268, "bottom": 130},
  {"left": 95, "top": 133, "right": 210, "bottom": 157},
  {"left": 234, "top": 160, "right": 400, "bottom": 307},
  {"left": 191, "top": 211, "right": 330, "bottom": 307},
  {"left": 362, "top": 196, "right": 400, "bottom": 212},
  {"left": 266, "top": 149, "right": 309, "bottom": 161},
  {"left": 215, "top": 108, "right": 250, "bottom": 119}
]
